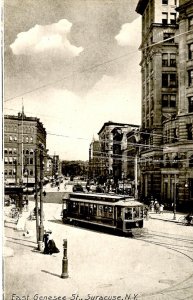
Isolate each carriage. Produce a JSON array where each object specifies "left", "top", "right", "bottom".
[{"left": 62, "top": 192, "right": 144, "bottom": 236}]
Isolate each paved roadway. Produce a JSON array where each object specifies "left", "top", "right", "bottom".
[{"left": 4, "top": 184, "right": 193, "bottom": 300}]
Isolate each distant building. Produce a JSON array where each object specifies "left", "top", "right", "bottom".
[
  {"left": 97, "top": 121, "right": 139, "bottom": 182},
  {"left": 51, "top": 154, "right": 61, "bottom": 179},
  {"left": 4, "top": 111, "right": 47, "bottom": 186},
  {"left": 89, "top": 139, "right": 101, "bottom": 180}
]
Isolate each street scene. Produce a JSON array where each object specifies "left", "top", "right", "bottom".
[
  {"left": 4, "top": 181, "right": 193, "bottom": 300},
  {"left": 3, "top": 0, "right": 193, "bottom": 299}
]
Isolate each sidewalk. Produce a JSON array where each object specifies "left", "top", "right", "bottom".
[{"left": 149, "top": 210, "right": 186, "bottom": 223}]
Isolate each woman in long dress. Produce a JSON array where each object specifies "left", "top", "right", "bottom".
[{"left": 47, "top": 232, "right": 60, "bottom": 254}]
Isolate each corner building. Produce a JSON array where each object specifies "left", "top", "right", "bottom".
[
  {"left": 4, "top": 112, "right": 47, "bottom": 187},
  {"left": 136, "top": 0, "right": 193, "bottom": 210}
]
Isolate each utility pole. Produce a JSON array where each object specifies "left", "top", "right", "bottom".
[
  {"left": 38, "top": 144, "right": 44, "bottom": 244},
  {"left": 35, "top": 149, "right": 39, "bottom": 243},
  {"left": 14, "top": 159, "right": 17, "bottom": 186},
  {"left": 173, "top": 174, "right": 177, "bottom": 220},
  {"left": 134, "top": 152, "right": 138, "bottom": 200}
]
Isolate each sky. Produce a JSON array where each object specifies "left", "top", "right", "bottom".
[{"left": 4, "top": 0, "right": 142, "bottom": 161}]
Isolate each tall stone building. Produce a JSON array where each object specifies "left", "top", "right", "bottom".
[
  {"left": 136, "top": 0, "right": 193, "bottom": 210},
  {"left": 4, "top": 111, "right": 47, "bottom": 187}
]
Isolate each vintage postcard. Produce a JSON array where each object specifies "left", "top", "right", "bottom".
[{"left": 3, "top": 1, "right": 193, "bottom": 299}]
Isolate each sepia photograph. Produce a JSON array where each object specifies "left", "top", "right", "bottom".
[{"left": 3, "top": 0, "right": 193, "bottom": 299}]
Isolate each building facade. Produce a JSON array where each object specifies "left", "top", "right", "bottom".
[
  {"left": 4, "top": 111, "right": 47, "bottom": 187},
  {"left": 136, "top": 0, "right": 193, "bottom": 210},
  {"left": 161, "top": 0, "right": 193, "bottom": 210},
  {"left": 97, "top": 121, "right": 139, "bottom": 183},
  {"left": 89, "top": 139, "right": 101, "bottom": 180}
]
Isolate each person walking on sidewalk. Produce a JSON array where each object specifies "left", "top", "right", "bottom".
[
  {"left": 154, "top": 200, "right": 160, "bottom": 214},
  {"left": 160, "top": 204, "right": 164, "bottom": 214},
  {"left": 144, "top": 206, "right": 149, "bottom": 220}
]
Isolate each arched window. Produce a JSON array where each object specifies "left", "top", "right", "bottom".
[
  {"left": 30, "top": 149, "right": 33, "bottom": 155},
  {"left": 26, "top": 149, "right": 29, "bottom": 155}
]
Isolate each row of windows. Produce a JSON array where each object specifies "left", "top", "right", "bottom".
[
  {"left": 7, "top": 136, "right": 34, "bottom": 143},
  {"left": 4, "top": 125, "right": 35, "bottom": 134},
  {"left": 4, "top": 157, "right": 34, "bottom": 165},
  {"left": 164, "top": 156, "right": 193, "bottom": 168},
  {"left": 164, "top": 124, "right": 193, "bottom": 143},
  {"left": 4, "top": 148, "right": 34, "bottom": 155},
  {"left": 140, "top": 156, "right": 193, "bottom": 168},
  {"left": 4, "top": 169, "right": 34, "bottom": 176},
  {"left": 162, "top": 44, "right": 193, "bottom": 62}
]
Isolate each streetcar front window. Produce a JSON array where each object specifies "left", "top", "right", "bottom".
[
  {"left": 133, "top": 207, "right": 140, "bottom": 219},
  {"left": 125, "top": 208, "right": 132, "bottom": 220}
]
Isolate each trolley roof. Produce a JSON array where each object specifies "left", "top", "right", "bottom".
[
  {"left": 69, "top": 192, "right": 134, "bottom": 201},
  {"left": 68, "top": 192, "right": 143, "bottom": 207}
]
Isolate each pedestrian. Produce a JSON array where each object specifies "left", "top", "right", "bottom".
[
  {"left": 154, "top": 201, "right": 160, "bottom": 214},
  {"left": 47, "top": 231, "right": 60, "bottom": 255},
  {"left": 144, "top": 206, "right": 149, "bottom": 220},
  {"left": 43, "top": 231, "right": 50, "bottom": 254},
  {"left": 150, "top": 201, "right": 154, "bottom": 212},
  {"left": 185, "top": 213, "right": 193, "bottom": 225},
  {"left": 160, "top": 204, "right": 164, "bottom": 214}
]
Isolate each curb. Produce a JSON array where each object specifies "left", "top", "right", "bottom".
[{"left": 149, "top": 216, "right": 180, "bottom": 223}]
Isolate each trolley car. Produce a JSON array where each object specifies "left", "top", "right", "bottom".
[{"left": 62, "top": 192, "right": 144, "bottom": 235}]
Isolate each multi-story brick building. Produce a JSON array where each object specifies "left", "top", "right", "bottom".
[
  {"left": 136, "top": 0, "right": 193, "bottom": 210},
  {"left": 4, "top": 111, "right": 47, "bottom": 187},
  {"left": 97, "top": 121, "right": 139, "bottom": 182}
]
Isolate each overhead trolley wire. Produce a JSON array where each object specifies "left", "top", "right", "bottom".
[{"left": 4, "top": 28, "right": 193, "bottom": 103}]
